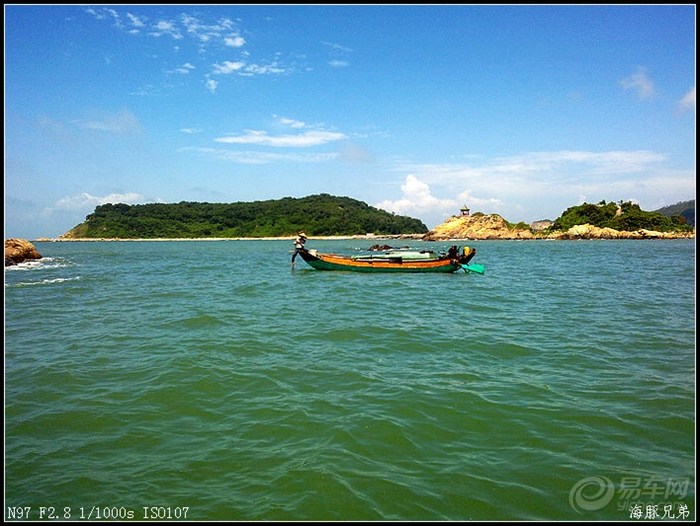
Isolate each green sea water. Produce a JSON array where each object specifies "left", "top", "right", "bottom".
[{"left": 4, "top": 239, "right": 695, "bottom": 521}]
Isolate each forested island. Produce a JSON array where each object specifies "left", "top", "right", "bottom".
[
  {"left": 551, "top": 200, "right": 693, "bottom": 232},
  {"left": 56, "top": 195, "right": 694, "bottom": 240},
  {"left": 60, "top": 194, "right": 428, "bottom": 239}
]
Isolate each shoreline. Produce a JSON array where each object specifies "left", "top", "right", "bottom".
[
  {"left": 32, "top": 231, "right": 695, "bottom": 242},
  {"left": 33, "top": 234, "right": 426, "bottom": 242}
]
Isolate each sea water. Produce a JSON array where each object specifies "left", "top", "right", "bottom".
[{"left": 4, "top": 239, "right": 695, "bottom": 521}]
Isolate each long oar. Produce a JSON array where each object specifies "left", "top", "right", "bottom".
[{"left": 461, "top": 263, "right": 485, "bottom": 274}]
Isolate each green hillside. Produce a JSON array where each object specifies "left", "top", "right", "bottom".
[
  {"left": 551, "top": 200, "right": 694, "bottom": 233},
  {"left": 654, "top": 199, "right": 695, "bottom": 227},
  {"left": 62, "top": 194, "right": 428, "bottom": 239}
]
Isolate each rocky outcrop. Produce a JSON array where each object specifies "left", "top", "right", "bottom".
[
  {"left": 5, "top": 238, "right": 43, "bottom": 266},
  {"left": 422, "top": 214, "right": 534, "bottom": 240},
  {"left": 530, "top": 220, "right": 554, "bottom": 232},
  {"left": 422, "top": 215, "right": 695, "bottom": 241},
  {"left": 552, "top": 224, "right": 695, "bottom": 240}
]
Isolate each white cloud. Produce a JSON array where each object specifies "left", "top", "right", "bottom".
[
  {"left": 188, "top": 147, "right": 337, "bottom": 164},
  {"left": 225, "top": 35, "right": 246, "bottom": 47},
  {"left": 238, "top": 62, "right": 288, "bottom": 76},
  {"left": 181, "top": 14, "right": 237, "bottom": 44},
  {"left": 84, "top": 7, "right": 121, "bottom": 27},
  {"left": 126, "top": 12, "right": 146, "bottom": 28},
  {"left": 322, "top": 41, "right": 353, "bottom": 53},
  {"left": 90, "top": 9, "right": 245, "bottom": 50},
  {"left": 73, "top": 109, "right": 141, "bottom": 134},
  {"left": 620, "top": 67, "right": 655, "bottom": 99},
  {"left": 396, "top": 150, "right": 667, "bottom": 189},
  {"left": 86, "top": 8, "right": 295, "bottom": 90},
  {"left": 455, "top": 191, "right": 505, "bottom": 210},
  {"left": 493, "top": 150, "right": 666, "bottom": 177},
  {"left": 323, "top": 41, "right": 352, "bottom": 69},
  {"left": 677, "top": 87, "right": 695, "bottom": 113},
  {"left": 174, "top": 62, "right": 195, "bottom": 74},
  {"left": 150, "top": 20, "right": 183, "bottom": 39},
  {"left": 205, "top": 79, "right": 218, "bottom": 93},
  {"left": 130, "top": 84, "right": 157, "bottom": 96},
  {"left": 337, "top": 142, "right": 374, "bottom": 163},
  {"left": 50, "top": 192, "right": 147, "bottom": 211},
  {"left": 376, "top": 175, "right": 458, "bottom": 218},
  {"left": 214, "top": 129, "right": 346, "bottom": 147},
  {"left": 275, "top": 116, "right": 307, "bottom": 128},
  {"left": 211, "top": 60, "right": 246, "bottom": 74}
]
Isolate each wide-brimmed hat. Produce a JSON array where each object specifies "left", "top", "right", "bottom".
[{"left": 298, "top": 231, "right": 307, "bottom": 237}]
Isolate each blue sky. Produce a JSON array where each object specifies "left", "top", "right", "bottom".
[{"left": 4, "top": 4, "right": 696, "bottom": 239}]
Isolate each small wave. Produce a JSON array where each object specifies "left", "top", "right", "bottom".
[
  {"left": 6, "top": 257, "right": 72, "bottom": 271},
  {"left": 9, "top": 276, "right": 82, "bottom": 287}
]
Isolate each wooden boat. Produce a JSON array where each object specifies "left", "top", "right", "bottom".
[{"left": 297, "top": 246, "right": 484, "bottom": 274}]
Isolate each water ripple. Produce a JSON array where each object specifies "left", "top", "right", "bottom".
[{"left": 4, "top": 239, "right": 695, "bottom": 521}]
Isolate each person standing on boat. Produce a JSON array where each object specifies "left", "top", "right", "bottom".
[{"left": 291, "top": 231, "right": 307, "bottom": 269}]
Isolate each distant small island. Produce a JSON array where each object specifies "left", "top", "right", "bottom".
[
  {"left": 53, "top": 196, "right": 694, "bottom": 241},
  {"left": 424, "top": 200, "right": 694, "bottom": 240}
]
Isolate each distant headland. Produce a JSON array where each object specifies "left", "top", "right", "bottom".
[
  {"left": 56, "top": 194, "right": 427, "bottom": 240},
  {"left": 39, "top": 196, "right": 696, "bottom": 242},
  {"left": 423, "top": 199, "right": 694, "bottom": 240},
  {"left": 422, "top": 213, "right": 694, "bottom": 241}
]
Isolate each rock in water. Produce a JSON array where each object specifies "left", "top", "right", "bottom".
[{"left": 5, "top": 238, "right": 43, "bottom": 266}]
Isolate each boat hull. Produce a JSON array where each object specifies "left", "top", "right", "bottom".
[{"left": 299, "top": 250, "right": 463, "bottom": 273}]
